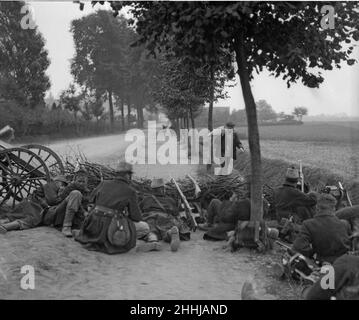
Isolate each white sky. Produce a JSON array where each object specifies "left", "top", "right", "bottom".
[{"left": 29, "top": 1, "right": 359, "bottom": 117}]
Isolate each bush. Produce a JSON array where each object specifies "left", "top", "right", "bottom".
[{"left": 0, "top": 101, "right": 124, "bottom": 141}]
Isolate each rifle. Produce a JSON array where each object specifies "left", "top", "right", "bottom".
[
  {"left": 186, "top": 174, "right": 201, "bottom": 198},
  {"left": 171, "top": 177, "right": 198, "bottom": 231},
  {"left": 299, "top": 160, "right": 304, "bottom": 192},
  {"left": 338, "top": 181, "right": 353, "bottom": 207}
]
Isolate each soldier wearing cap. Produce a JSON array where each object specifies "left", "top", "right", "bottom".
[
  {"left": 0, "top": 174, "right": 69, "bottom": 234},
  {"left": 274, "top": 166, "right": 317, "bottom": 223},
  {"left": 75, "top": 161, "right": 161, "bottom": 252},
  {"left": 140, "top": 178, "right": 190, "bottom": 252},
  {"left": 293, "top": 193, "right": 351, "bottom": 264}
]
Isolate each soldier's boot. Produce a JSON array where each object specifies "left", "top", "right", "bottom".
[
  {"left": 136, "top": 232, "right": 161, "bottom": 252},
  {"left": 62, "top": 209, "right": 76, "bottom": 238},
  {"left": 0, "top": 221, "right": 21, "bottom": 234},
  {"left": 168, "top": 226, "right": 180, "bottom": 252}
]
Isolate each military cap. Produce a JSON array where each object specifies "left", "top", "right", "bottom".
[
  {"left": 317, "top": 193, "right": 337, "bottom": 208},
  {"left": 226, "top": 121, "right": 235, "bottom": 128},
  {"left": 53, "top": 175, "right": 68, "bottom": 184}
]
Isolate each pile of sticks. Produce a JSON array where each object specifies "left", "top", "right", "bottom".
[{"left": 63, "top": 159, "right": 256, "bottom": 204}]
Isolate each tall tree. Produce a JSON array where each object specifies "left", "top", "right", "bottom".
[
  {"left": 293, "top": 106, "right": 308, "bottom": 122},
  {"left": 0, "top": 1, "right": 50, "bottom": 108},
  {"left": 71, "top": 11, "right": 129, "bottom": 130},
  {"left": 256, "top": 100, "right": 277, "bottom": 122},
  {"left": 106, "top": 1, "right": 359, "bottom": 223}
]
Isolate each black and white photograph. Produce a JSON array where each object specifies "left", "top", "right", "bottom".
[{"left": 0, "top": 0, "right": 359, "bottom": 304}]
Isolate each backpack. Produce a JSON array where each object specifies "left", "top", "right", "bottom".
[{"left": 76, "top": 205, "right": 136, "bottom": 254}]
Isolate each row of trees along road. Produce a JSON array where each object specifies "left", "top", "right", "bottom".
[
  {"left": 93, "top": 1, "right": 359, "bottom": 222},
  {"left": 69, "top": 11, "right": 159, "bottom": 131},
  {"left": 68, "top": 10, "right": 234, "bottom": 133}
]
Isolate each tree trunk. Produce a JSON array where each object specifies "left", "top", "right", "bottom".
[
  {"left": 207, "top": 64, "right": 215, "bottom": 172},
  {"left": 175, "top": 118, "right": 180, "bottom": 139},
  {"left": 120, "top": 98, "right": 125, "bottom": 130},
  {"left": 234, "top": 32, "right": 263, "bottom": 222},
  {"left": 73, "top": 111, "right": 80, "bottom": 135},
  {"left": 127, "top": 96, "right": 131, "bottom": 128},
  {"left": 137, "top": 105, "right": 144, "bottom": 129},
  {"left": 108, "top": 90, "right": 114, "bottom": 132},
  {"left": 189, "top": 106, "right": 195, "bottom": 129}
]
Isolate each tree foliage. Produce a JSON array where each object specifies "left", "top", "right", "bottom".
[
  {"left": 71, "top": 10, "right": 163, "bottom": 129},
  {"left": 293, "top": 106, "right": 308, "bottom": 121},
  {"left": 151, "top": 55, "right": 218, "bottom": 128},
  {"left": 59, "top": 84, "right": 82, "bottom": 119},
  {"left": 256, "top": 100, "right": 277, "bottom": 122},
  {"left": 0, "top": 1, "right": 50, "bottom": 108}
]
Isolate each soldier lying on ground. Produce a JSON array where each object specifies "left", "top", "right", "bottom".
[
  {"left": 74, "top": 161, "right": 161, "bottom": 253},
  {"left": 199, "top": 184, "right": 270, "bottom": 241},
  {"left": 293, "top": 193, "right": 351, "bottom": 264},
  {"left": 274, "top": 167, "right": 317, "bottom": 224},
  {"left": 302, "top": 254, "right": 359, "bottom": 300},
  {"left": 0, "top": 175, "right": 68, "bottom": 234},
  {"left": 42, "top": 169, "right": 89, "bottom": 237},
  {"left": 139, "top": 178, "right": 190, "bottom": 252}
]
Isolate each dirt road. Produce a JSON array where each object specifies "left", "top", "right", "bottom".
[{"left": 0, "top": 133, "right": 299, "bottom": 300}]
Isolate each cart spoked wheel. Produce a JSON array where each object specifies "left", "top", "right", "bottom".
[
  {"left": 0, "top": 148, "right": 51, "bottom": 208},
  {"left": 21, "top": 144, "right": 65, "bottom": 176}
]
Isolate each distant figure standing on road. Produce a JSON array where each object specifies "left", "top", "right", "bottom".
[{"left": 219, "top": 121, "right": 244, "bottom": 168}]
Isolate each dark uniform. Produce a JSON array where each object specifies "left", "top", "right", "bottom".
[
  {"left": 141, "top": 194, "right": 179, "bottom": 217},
  {"left": 336, "top": 205, "right": 359, "bottom": 234},
  {"left": 43, "top": 181, "right": 88, "bottom": 230},
  {"left": 89, "top": 178, "right": 142, "bottom": 222},
  {"left": 204, "top": 198, "right": 250, "bottom": 241},
  {"left": 293, "top": 209, "right": 351, "bottom": 264},
  {"left": 274, "top": 183, "right": 317, "bottom": 222},
  {"left": 305, "top": 254, "right": 359, "bottom": 300},
  {"left": 0, "top": 181, "right": 64, "bottom": 232},
  {"left": 203, "top": 198, "right": 270, "bottom": 241},
  {"left": 220, "top": 130, "right": 243, "bottom": 161},
  {"left": 140, "top": 193, "right": 190, "bottom": 241},
  {"left": 74, "top": 176, "right": 150, "bottom": 253}
]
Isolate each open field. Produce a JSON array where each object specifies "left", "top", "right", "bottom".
[
  {"left": 241, "top": 140, "right": 358, "bottom": 181},
  {"left": 237, "top": 121, "right": 359, "bottom": 143},
  {"left": 234, "top": 121, "right": 359, "bottom": 182}
]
